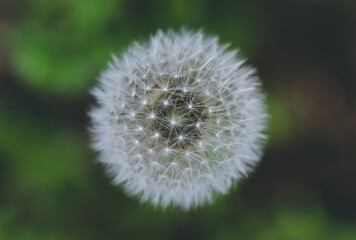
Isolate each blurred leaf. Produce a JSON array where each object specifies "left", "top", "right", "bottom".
[
  {"left": 267, "top": 93, "right": 299, "bottom": 146},
  {"left": 255, "top": 207, "right": 356, "bottom": 240},
  {"left": 10, "top": 0, "right": 126, "bottom": 96},
  {"left": 0, "top": 106, "right": 88, "bottom": 194}
]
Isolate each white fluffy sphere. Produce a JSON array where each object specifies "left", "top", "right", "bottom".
[{"left": 89, "top": 29, "right": 267, "bottom": 210}]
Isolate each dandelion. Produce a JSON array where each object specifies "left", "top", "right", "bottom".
[{"left": 89, "top": 29, "right": 267, "bottom": 210}]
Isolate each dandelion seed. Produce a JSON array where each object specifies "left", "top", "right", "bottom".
[
  {"left": 149, "top": 113, "right": 155, "bottom": 119},
  {"left": 89, "top": 29, "right": 267, "bottom": 210}
]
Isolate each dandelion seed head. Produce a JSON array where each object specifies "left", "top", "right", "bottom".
[{"left": 89, "top": 29, "right": 268, "bottom": 210}]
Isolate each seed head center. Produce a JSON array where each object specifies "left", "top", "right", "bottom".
[{"left": 151, "top": 90, "right": 207, "bottom": 149}]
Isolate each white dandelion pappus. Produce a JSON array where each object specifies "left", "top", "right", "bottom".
[{"left": 89, "top": 29, "right": 267, "bottom": 210}]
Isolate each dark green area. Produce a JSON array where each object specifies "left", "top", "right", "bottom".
[{"left": 1, "top": 0, "right": 356, "bottom": 239}]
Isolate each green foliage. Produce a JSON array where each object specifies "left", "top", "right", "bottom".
[
  {"left": 0, "top": 107, "right": 88, "bottom": 193},
  {"left": 11, "top": 0, "right": 126, "bottom": 96},
  {"left": 267, "top": 93, "right": 299, "bottom": 146}
]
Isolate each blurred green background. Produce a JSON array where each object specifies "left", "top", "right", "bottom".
[{"left": 1, "top": 0, "right": 356, "bottom": 239}]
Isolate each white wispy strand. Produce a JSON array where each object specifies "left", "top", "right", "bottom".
[{"left": 89, "top": 29, "right": 268, "bottom": 210}]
